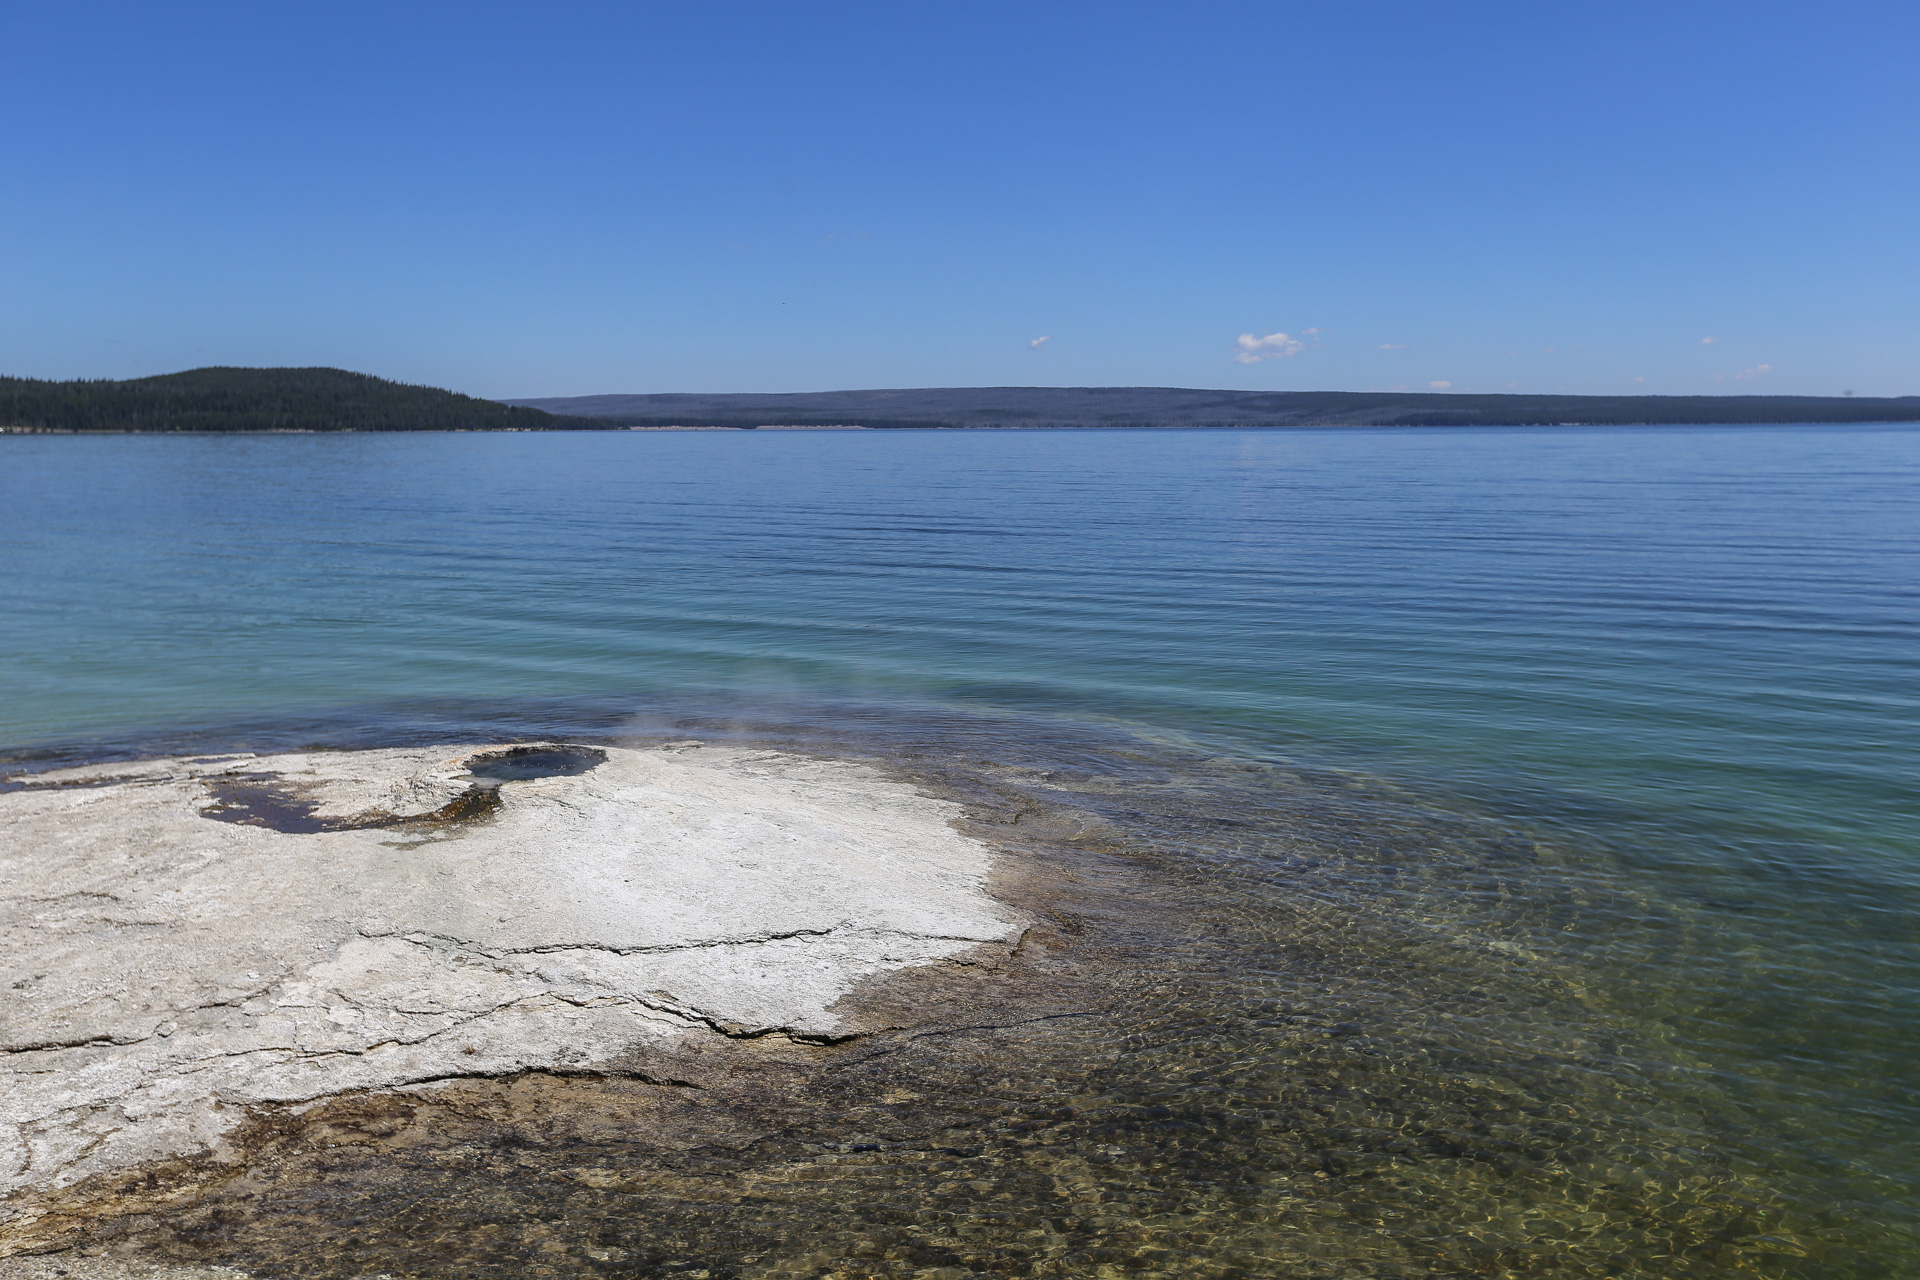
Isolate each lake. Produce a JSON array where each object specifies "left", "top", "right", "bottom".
[{"left": 2, "top": 425, "right": 1915, "bottom": 1277}]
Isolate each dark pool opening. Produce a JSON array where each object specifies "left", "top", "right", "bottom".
[
  {"left": 462, "top": 744, "right": 607, "bottom": 782},
  {"left": 201, "top": 774, "right": 337, "bottom": 834},
  {"left": 196, "top": 744, "right": 603, "bottom": 836}
]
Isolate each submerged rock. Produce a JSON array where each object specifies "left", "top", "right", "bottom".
[{"left": 0, "top": 742, "right": 1019, "bottom": 1234}]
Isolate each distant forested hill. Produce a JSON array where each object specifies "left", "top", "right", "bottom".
[
  {"left": 8, "top": 370, "right": 1915, "bottom": 432},
  {"left": 507, "top": 386, "right": 1920, "bottom": 428},
  {"left": 0, "top": 367, "right": 606, "bottom": 433}
]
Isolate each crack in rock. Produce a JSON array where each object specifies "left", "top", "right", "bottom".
[{"left": 0, "top": 742, "right": 1022, "bottom": 1213}]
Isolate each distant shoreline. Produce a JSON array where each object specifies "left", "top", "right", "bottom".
[
  {"left": 11, "top": 421, "right": 1920, "bottom": 436},
  {"left": 6, "top": 367, "right": 1917, "bottom": 432},
  {"left": 13, "top": 424, "right": 1920, "bottom": 436},
  {"left": 511, "top": 385, "right": 1920, "bottom": 430}
]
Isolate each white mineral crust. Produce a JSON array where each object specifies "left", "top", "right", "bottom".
[{"left": 0, "top": 744, "right": 1014, "bottom": 1203}]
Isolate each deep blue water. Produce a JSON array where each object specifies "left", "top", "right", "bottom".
[{"left": 2, "top": 425, "right": 1916, "bottom": 1275}]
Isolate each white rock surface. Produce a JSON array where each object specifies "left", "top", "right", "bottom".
[{"left": 0, "top": 743, "right": 1014, "bottom": 1204}]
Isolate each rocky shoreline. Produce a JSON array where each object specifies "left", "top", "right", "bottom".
[{"left": 1, "top": 742, "right": 1042, "bottom": 1263}]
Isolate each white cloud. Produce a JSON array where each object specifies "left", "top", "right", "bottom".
[
  {"left": 1029, "top": 336, "right": 1050, "bottom": 350},
  {"left": 1701, "top": 335, "right": 1716, "bottom": 345},
  {"left": 1377, "top": 343, "right": 1406, "bottom": 350},
  {"left": 1633, "top": 376, "right": 1646, "bottom": 383},
  {"left": 1429, "top": 380, "right": 1452, "bottom": 390},
  {"left": 1233, "top": 331, "right": 1306, "bottom": 363},
  {"left": 1734, "top": 363, "right": 1773, "bottom": 380}
]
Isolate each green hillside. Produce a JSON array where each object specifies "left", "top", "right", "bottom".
[{"left": 0, "top": 367, "right": 605, "bottom": 433}]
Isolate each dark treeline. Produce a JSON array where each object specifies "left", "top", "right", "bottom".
[
  {"left": 0, "top": 368, "right": 606, "bottom": 433},
  {"left": 517, "top": 387, "right": 1920, "bottom": 429},
  {"left": 7, "top": 368, "right": 1918, "bottom": 432},
  {"left": 1302, "top": 395, "right": 1920, "bottom": 427},
  {"left": 585, "top": 416, "right": 968, "bottom": 430}
]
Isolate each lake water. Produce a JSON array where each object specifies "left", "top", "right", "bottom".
[{"left": 2, "top": 426, "right": 1916, "bottom": 1277}]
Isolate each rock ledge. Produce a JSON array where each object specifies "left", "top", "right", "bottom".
[{"left": 0, "top": 742, "right": 1016, "bottom": 1221}]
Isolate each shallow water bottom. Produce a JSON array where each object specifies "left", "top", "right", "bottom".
[{"left": 5, "top": 701, "right": 1913, "bottom": 1279}]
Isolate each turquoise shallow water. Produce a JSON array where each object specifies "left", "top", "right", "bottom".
[{"left": 2, "top": 426, "right": 1916, "bottom": 1275}]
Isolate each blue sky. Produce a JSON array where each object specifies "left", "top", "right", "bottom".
[{"left": 3, "top": 1, "right": 1914, "bottom": 397}]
